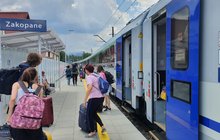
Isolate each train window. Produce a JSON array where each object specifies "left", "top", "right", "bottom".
[
  {"left": 171, "top": 7, "right": 189, "bottom": 70},
  {"left": 171, "top": 80, "right": 191, "bottom": 104}
]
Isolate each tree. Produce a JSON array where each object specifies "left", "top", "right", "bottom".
[
  {"left": 67, "top": 52, "right": 91, "bottom": 62},
  {"left": 60, "top": 51, "right": 66, "bottom": 62}
]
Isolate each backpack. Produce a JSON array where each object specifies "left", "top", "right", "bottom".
[
  {"left": 0, "top": 63, "right": 29, "bottom": 95},
  {"left": 92, "top": 74, "right": 109, "bottom": 94},
  {"left": 10, "top": 81, "right": 45, "bottom": 130},
  {"left": 72, "top": 64, "right": 78, "bottom": 74},
  {"left": 105, "top": 71, "right": 115, "bottom": 84},
  {"left": 65, "top": 68, "right": 72, "bottom": 77}
]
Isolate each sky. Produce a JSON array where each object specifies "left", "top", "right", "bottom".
[{"left": 0, "top": 0, "right": 159, "bottom": 55}]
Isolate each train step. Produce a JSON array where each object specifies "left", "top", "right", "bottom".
[
  {"left": 121, "top": 105, "right": 135, "bottom": 114},
  {"left": 149, "top": 130, "right": 166, "bottom": 140}
]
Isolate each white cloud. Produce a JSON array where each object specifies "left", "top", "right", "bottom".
[{"left": 0, "top": 0, "right": 159, "bottom": 54}]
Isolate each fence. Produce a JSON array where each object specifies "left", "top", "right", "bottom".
[{"left": 0, "top": 47, "right": 67, "bottom": 125}]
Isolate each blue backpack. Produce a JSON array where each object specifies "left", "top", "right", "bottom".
[{"left": 92, "top": 74, "right": 109, "bottom": 94}]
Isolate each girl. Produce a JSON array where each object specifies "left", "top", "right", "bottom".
[{"left": 6, "top": 67, "right": 45, "bottom": 140}]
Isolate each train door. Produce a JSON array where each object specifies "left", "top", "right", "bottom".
[
  {"left": 116, "top": 37, "right": 123, "bottom": 100},
  {"left": 123, "top": 35, "right": 132, "bottom": 104},
  {"left": 166, "top": 0, "right": 200, "bottom": 139},
  {"left": 153, "top": 15, "right": 166, "bottom": 131}
]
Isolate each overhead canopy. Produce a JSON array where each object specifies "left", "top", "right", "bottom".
[{"left": 0, "top": 30, "right": 65, "bottom": 53}]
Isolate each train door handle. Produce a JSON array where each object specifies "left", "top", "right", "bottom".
[{"left": 154, "top": 72, "right": 160, "bottom": 98}]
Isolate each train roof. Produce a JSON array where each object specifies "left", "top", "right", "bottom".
[
  {"left": 76, "top": 0, "right": 170, "bottom": 64},
  {"left": 147, "top": 0, "right": 171, "bottom": 19}
]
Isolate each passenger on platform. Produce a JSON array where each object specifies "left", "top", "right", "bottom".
[
  {"left": 41, "top": 71, "right": 51, "bottom": 96},
  {"left": 72, "top": 63, "right": 79, "bottom": 86},
  {"left": 18, "top": 52, "right": 42, "bottom": 77},
  {"left": 6, "top": 67, "right": 45, "bottom": 140},
  {"left": 83, "top": 64, "right": 106, "bottom": 137},
  {"left": 97, "top": 65, "right": 112, "bottom": 111},
  {"left": 65, "top": 65, "right": 72, "bottom": 85}
]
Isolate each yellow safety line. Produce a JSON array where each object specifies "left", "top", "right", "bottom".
[{"left": 82, "top": 79, "right": 110, "bottom": 140}]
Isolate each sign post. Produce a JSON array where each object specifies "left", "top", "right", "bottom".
[{"left": 0, "top": 18, "right": 47, "bottom": 32}]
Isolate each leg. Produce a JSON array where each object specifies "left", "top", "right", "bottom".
[
  {"left": 87, "top": 99, "right": 96, "bottom": 133},
  {"left": 75, "top": 74, "right": 78, "bottom": 85},
  {"left": 74, "top": 74, "right": 78, "bottom": 85},
  {"left": 106, "top": 95, "right": 111, "bottom": 109},
  {"left": 94, "top": 98, "right": 104, "bottom": 126},
  {"left": 72, "top": 76, "right": 75, "bottom": 85},
  {"left": 10, "top": 127, "right": 27, "bottom": 140},
  {"left": 67, "top": 78, "right": 70, "bottom": 85},
  {"left": 107, "top": 86, "right": 112, "bottom": 109},
  {"left": 27, "top": 127, "right": 45, "bottom": 140}
]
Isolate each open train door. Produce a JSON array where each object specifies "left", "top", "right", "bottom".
[{"left": 166, "top": 0, "right": 200, "bottom": 139}]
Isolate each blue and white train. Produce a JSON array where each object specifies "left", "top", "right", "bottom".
[{"left": 79, "top": 0, "right": 220, "bottom": 139}]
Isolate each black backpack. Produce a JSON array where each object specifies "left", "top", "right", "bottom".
[
  {"left": 104, "top": 71, "right": 115, "bottom": 84},
  {"left": 0, "top": 63, "right": 29, "bottom": 95}
]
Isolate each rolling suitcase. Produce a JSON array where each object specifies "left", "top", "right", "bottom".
[
  {"left": 78, "top": 104, "right": 89, "bottom": 132},
  {"left": 41, "top": 97, "right": 54, "bottom": 127},
  {"left": 78, "top": 104, "right": 97, "bottom": 132}
]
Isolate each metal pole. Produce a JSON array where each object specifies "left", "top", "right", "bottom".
[
  {"left": 58, "top": 54, "right": 61, "bottom": 91},
  {"left": 0, "top": 30, "right": 2, "bottom": 69},
  {"left": 38, "top": 34, "right": 43, "bottom": 84},
  {"left": 0, "top": 30, "right": 3, "bottom": 125},
  {"left": 94, "top": 35, "right": 106, "bottom": 43}
]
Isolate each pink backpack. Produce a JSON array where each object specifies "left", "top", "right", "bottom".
[{"left": 10, "top": 81, "right": 45, "bottom": 130}]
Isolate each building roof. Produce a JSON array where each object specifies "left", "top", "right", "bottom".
[{"left": 0, "top": 12, "right": 30, "bottom": 19}]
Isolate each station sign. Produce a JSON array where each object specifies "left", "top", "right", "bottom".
[{"left": 0, "top": 18, "right": 47, "bottom": 32}]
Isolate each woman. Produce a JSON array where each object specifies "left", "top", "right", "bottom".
[
  {"left": 6, "top": 67, "right": 45, "bottom": 140},
  {"left": 83, "top": 64, "right": 106, "bottom": 137},
  {"left": 97, "top": 65, "right": 111, "bottom": 111},
  {"left": 65, "top": 65, "right": 72, "bottom": 85}
]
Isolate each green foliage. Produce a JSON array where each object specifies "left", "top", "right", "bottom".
[
  {"left": 67, "top": 51, "right": 91, "bottom": 62},
  {"left": 60, "top": 51, "right": 66, "bottom": 62}
]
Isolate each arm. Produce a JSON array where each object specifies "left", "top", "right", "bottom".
[
  {"left": 32, "top": 84, "right": 44, "bottom": 98},
  {"left": 6, "top": 83, "right": 19, "bottom": 123},
  {"left": 84, "top": 84, "right": 92, "bottom": 105}
]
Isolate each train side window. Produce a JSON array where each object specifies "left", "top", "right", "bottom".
[
  {"left": 171, "top": 80, "right": 191, "bottom": 104},
  {"left": 171, "top": 7, "right": 189, "bottom": 70}
]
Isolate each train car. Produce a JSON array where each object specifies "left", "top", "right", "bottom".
[
  {"left": 142, "top": 0, "right": 220, "bottom": 139},
  {"left": 78, "top": 0, "right": 220, "bottom": 139},
  {"left": 115, "top": 10, "right": 150, "bottom": 115}
]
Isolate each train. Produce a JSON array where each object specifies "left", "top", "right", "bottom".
[{"left": 78, "top": 0, "right": 220, "bottom": 139}]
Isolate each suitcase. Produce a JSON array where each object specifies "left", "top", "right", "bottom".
[
  {"left": 41, "top": 97, "right": 54, "bottom": 127},
  {"left": 78, "top": 104, "right": 97, "bottom": 132},
  {"left": 0, "top": 124, "right": 11, "bottom": 139},
  {"left": 78, "top": 104, "right": 89, "bottom": 132}
]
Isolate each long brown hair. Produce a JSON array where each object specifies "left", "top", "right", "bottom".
[{"left": 20, "top": 67, "right": 38, "bottom": 84}]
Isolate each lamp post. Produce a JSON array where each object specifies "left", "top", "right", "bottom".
[{"left": 93, "top": 34, "right": 106, "bottom": 43}]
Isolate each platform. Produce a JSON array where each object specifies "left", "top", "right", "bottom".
[{"left": 42, "top": 79, "right": 147, "bottom": 140}]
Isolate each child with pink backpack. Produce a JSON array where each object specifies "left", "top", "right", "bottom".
[{"left": 6, "top": 67, "right": 46, "bottom": 140}]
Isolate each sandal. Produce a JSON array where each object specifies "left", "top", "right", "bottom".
[
  {"left": 101, "top": 128, "right": 107, "bottom": 134},
  {"left": 85, "top": 132, "right": 96, "bottom": 138}
]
